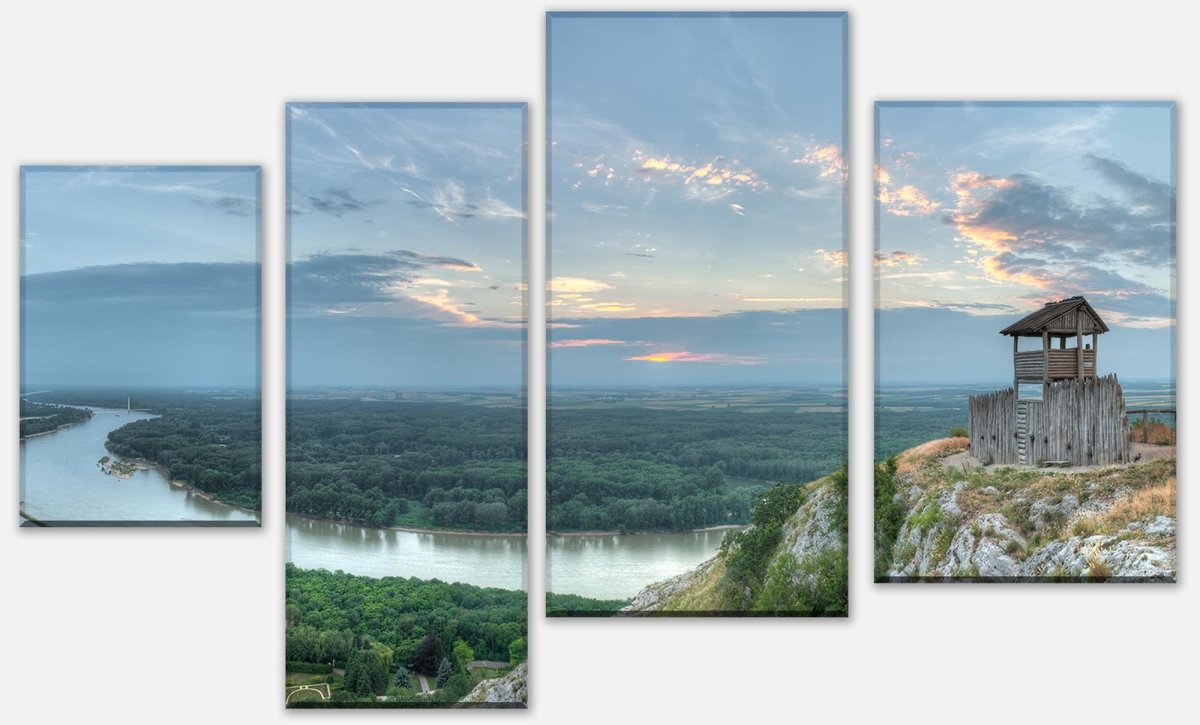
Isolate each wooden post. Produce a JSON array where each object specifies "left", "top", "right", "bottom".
[
  {"left": 1012, "top": 335, "right": 1018, "bottom": 393},
  {"left": 1042, "top": 331, "right": 1049, "bottom": 394},
  {"left": 1076, "top": 316, "right": 1083, "bottom": 380},
  {"left": 1091, "top": 332, "right": 1098, "bottom": 377},
  {"left": 1143, "top": 411, "right": 1149, "bottom": 443}
]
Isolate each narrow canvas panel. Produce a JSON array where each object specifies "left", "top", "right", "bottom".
[
  {"left": 285, "top": 103, "right": 528, "bottom": 706},
  {"left": 546, "top": 12, "right": 849, "bottom": 616},
  {"left": 19, "top": 165, "right": 262, "bottom": 527},
  {"left": 874, "top": 101, "right": 1176, "bottom": 582}
]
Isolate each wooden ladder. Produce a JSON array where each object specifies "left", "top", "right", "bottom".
[{"left": 1016, "top": 400, "right": 1030, "bottom": 465}]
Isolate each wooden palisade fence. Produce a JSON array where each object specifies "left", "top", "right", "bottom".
[{"left": 969, "top": 374, "right": 1131, "bottom": 466}]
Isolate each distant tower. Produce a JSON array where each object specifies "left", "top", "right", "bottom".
[
  {"left": 127, "top": 396, "right": 131, "bottom": 413},
  {"left": 969, "top": 296, "right": 1130, "bottom": 466}
]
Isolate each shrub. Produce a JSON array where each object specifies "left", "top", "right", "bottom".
[{"left": 286, "top": 661, "right": 333, "bottom": 674}]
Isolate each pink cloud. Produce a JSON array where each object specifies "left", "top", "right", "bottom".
[{"left": 624, "top": 351, "right": 764, "bottom": 365}]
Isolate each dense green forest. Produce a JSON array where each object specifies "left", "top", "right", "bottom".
[
  {"left": 19, "top": 400, "right": 91, "bottom": 438},
  {"left": 545, "top": 592, "right": 630, "bottom": 615},
  {"left": 285, "top": 565, "right": 528, "bottom": 704},
  {"left": 875, "top": 408, "right": 966, "bottom": 460},
  {"left": 29, "top": 390, "right": 261, "bottom": 510},
  {"left": 287, "top": 400, "right": 526, "bottom": 531},
  {"left": 548, "top": 404, "right": 845, "bottom": 532}
]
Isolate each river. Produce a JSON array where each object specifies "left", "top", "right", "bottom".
[
  {"left": 546, "top": 528, "right": 736, "bottom": 600},
  {"left": 285, "top": 517, "right": 732, "bottom": 599},
  {"left": 286, "top": 514, "right": 528, "bottom": 591},
  {"left": 20, "top": 407, "right": 260, "bottom": 525}
]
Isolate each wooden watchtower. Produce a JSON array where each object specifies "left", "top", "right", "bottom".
[
  {"left": 1001, "top": 296, "right": 1105, "bottom": 393},
  {"left": 969, "top": 296, "right": 1130, "bottom": 466}
]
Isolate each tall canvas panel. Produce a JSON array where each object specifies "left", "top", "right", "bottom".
[
  {"left": 874, "top": 101, "right": 1176, "bottom": 582},
  {"left": 546, "top": 13, "right": 849, "bottom": 616},
  {"left": 19, "top": 165, "right": 262, "bottom": 526},
  {"left": 285, "top": 103, "right": 528, "bottom": 705}
]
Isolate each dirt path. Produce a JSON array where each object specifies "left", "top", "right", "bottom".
[
  {"left": 467, "top": 660, "right": 509, "bottom": 671},
  {"left": 942, "top": 442, "right": 1175, "bottom": 473}
]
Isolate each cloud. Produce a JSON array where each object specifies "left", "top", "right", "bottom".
[
  {"left": 877, "top": 182, "right": 940, "bottom": 217},
  {"left": 191, "top": 195, "right": 258, "bottom": 217},
  {"left": 624, "top": 350, "right": 764, "bottom": 365},
  {"left": 731, "top": 295, "right": 842, "bottom": 305},
  {"left": 407, "top": 287, "right": 520, "bottom": 328},
  {"left": 290, "top": 249, "right": 482, "bottom": 312},
  {"left": 577, "top": 302, "right": 636, "bottom": 313},
  {"left": 547, "top": 276, "right": 613, "bottom": 294},
  {"left": 580, "top": 202, "right": 629, "bottom": 216},
  {"left": 22, "top": 261, "right": 257, "bottom": 313},
  {"left": 631, "top": 151, "right": 767, "bottom": 200},
  {"left": 792, "top": 143, "right": 845, "bottom": 180},
  {"left": 548, "top": 338, "right": 627, "bottom": 349},
  {"left": 887, "top": 299, "right": 1017, "bottom": 314},
  {"left": 728, "top": 202, "right": 745, "bottom": 216},
  {"left": 944, "top": 159, "right": 1174, "bottom": 324},
  {"left": 404, "top": 181, "right": 524, "bottom": 223},
  {"left": 816, "top": 249, "right": 848, "bottom": 267},
  {"left": 874, "top": 251, "right": 921, "bottom": 267},
  {"left": 291, "top": 187, "right": 380, "bottom": 217}
]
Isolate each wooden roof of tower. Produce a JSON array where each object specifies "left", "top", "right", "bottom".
[{"left": 999, "top": 296, "right": 1110, "bottom": 337}]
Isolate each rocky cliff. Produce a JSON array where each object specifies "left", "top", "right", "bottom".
[
  {"left": 877, "top": 438, "right": 1176, "bottom": 581},
  {"left": 458, "top": 662, "right": 527, "bottom": 706},
  {"left": 621, "top": 472, "right": 848, "bottom": 615}
]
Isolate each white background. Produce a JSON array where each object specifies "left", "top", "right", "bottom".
[{"left": 1, "top": 1, "right": 1193, "bottom": 722}]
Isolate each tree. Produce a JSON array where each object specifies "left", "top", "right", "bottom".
[
  {"left": 344, "top": 650, "right": 374, "bottom": 697},
  {"left": 412, "top": 633, "right": 442, "bottom": 675},
  {"left": 508, "top": 636, "right": 527, "bottom": 667},
  {"left": 451, "top": 639, "right": 474, "bottom": 672},
  {"left": 436, "top": 657, "right": 454, "bottom": 687},
  {"left": 394, "top": 665, "right": 411, "bottom": 689}
]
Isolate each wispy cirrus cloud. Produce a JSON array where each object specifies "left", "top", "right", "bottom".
[
  {"left": 624, "top": 350, "right": 764, "bottom": 365},
  {"left": 548, "top": 338, "right": 627, "bottom": 349},
  {"left": 548, "top": 276, "right": 614, "bottom": 294},
  {"left": 401, "top": 181, "right": 524, "bottom": 223}
]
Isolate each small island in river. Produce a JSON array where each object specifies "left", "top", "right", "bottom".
[{"left": 97, "top": 455, "right": 145, "bottom": 479}]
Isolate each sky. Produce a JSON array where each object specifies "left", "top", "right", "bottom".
[
  {"left": 21, "top": 166, "right": 260, "bottom": 388},
  {"left": 287, "top": 103, "right": 526, "bottom": 388},
  {"left": 876, "top": 102, "right": 1176, "bottom": 385},
  {"left": 548, "top": 13, "right": 848, "bottom": 387}
]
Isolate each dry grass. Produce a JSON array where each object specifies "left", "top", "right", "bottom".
[
  {"left": 1130, "top": 420, "right": 1176, "bottom": 446},
  {"left": 895, "top": 437, "right": 968, "bottom": 477},
  {"left": 1074, "top": 478, "right": 1176, "bottom": 537},
  {"left": 662, "top": 558, "right": 728, "bottom": 612}
]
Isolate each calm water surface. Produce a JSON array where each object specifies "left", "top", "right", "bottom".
[
  {"left": 20, "top": 407, "right": 259, "bottom": 524},
  {"left": 547, "top": 528, "right": 739, "bottom": 600},
  {"left": 286, "top": 515, "right": 528, "bottom": 591}
]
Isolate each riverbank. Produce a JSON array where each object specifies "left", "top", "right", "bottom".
[
  {"left": 548, "top": 523, "right": 748, "bottom": 537},
  {"left": 112, "top": 455, "right": 262, "bottom": 518},
  {"left": 19, "top": 416, "right": 92, "bottom": 441},
  {"left": 289, "top": 511, "right": 527, "bottom": 538}
]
